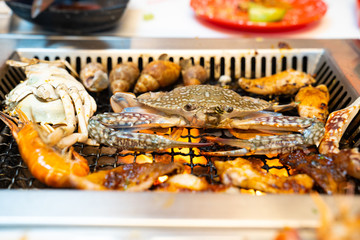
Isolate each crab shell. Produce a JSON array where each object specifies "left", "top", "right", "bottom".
[
  {"left": 5, "top": 64, "right": 88, "bottom": 125},
  {"left": 10, "top": 94, "right": 66, "bottom": 125},
  {"left": 136, "top": 85, "right": 272, "bottom": 127}
]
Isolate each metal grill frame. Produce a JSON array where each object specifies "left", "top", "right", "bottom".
[{"left": 0, "top": 36, "right": 360, "bottom": 239}]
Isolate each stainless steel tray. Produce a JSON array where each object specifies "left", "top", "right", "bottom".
[{"left": 0, "top": 36, "right": 360, "bottom": 239}]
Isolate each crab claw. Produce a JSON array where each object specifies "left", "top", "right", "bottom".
[
  {"left": 203, "top": 119, "right": 324, "bottom": 157},
  {"left": 89, "top": 129, "right": 212, "bottom": 152},
  {"left": 203, "top": 134, "right": 305, "bottom": 156},
  {"left": 110, "top": 91, "right": 166, "bottom": 113},
  {"left": 110, "top": 92, "right": 139, "bottom": 113},
  {"left": 91, "top": 112, "right": 187, "bottom": 129},
  {"left": 88, "top": 112, "right": 212, "bottom": 151}
]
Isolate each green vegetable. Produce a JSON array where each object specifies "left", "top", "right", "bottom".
[
  {"left": 143, "top": 13, "right": 154, "bottom": 21},
  {"left": 248, "top": 3, "right": 287, "bottom": 22}
]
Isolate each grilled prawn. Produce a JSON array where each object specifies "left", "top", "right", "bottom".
[{"left": 0, "top": 111, "right": 90, "bottom": 188}]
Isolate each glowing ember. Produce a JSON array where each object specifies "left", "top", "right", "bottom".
[
  {"left": 240, "top": 189, "right": 266, "bottom": 195},
  {"left": 153, "top": 175, "right": 169, "bottom": 185},
  {"left": 169, "top": 128, "right": 207, "bottom": 165},
  {"left": 116, "top": 128, "right": 207, "bottom": 168},
  {"left": 115, "top": 129, "right": 290, "bottom": 195},
  {"left": 267, "top": 159, "right": 289, "bottom": 177},
  {"left": 117, "top": 151, "right": 153, "bottom": 164},
  {"left": 255, "top": 190, "right": 266, "bottom": 196}
]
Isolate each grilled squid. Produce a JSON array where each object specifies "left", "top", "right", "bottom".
[
  {"left": 68, "top": 162, "right": 184, "bottom": 191},
  {"left": 80, "top": 62, "right": 109, "bottom": 92},
  {"left": 180, "top": 58, "right": 208, "bottom": 86},
  {"left": 215, "top": 158, "right": 314, "bottom": 194},
  {"left": 238, "top": 69, "right": 316, "bottom": 95},
  {"left": 134, "top": 55, "right": 181, "bottom": 93},
  {"left": 109, "top": 62, "right": 140, "bottom": 93},
  {"left": 295, "top": 84, "right": 330, "bottom": 123}
]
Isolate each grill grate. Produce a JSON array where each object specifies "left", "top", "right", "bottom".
[{"left": 0, "top": 49, "right": 359, "bottom": 190}]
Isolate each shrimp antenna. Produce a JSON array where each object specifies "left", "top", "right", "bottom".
[{"left": 0, "top": 112, "right": 19, "bottom": 138}]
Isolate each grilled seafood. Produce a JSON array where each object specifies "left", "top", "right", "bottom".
[
  {"left": 88, "top": 112, "right": 211, "bottom": 151},
  {"left": 0, "top": 111, "right": 90, "bottom": 188},
  {"left": 295, "top": 84, "right": 330, "bottom": 123},
  {"left": 279, "top": 148, "right": 360, "bottom": 194},
  {"left": 68, "top": 162, "right": 184, "bottom": 191},
  {"left": 5, "top": 57, "right": 97, "bottom": 148},
  {"left": 214, "top": 158, "right": 314, "bottom": 193},
  {"left": 134, "top": 55, "right": 181, "bottom": 93},
  {"left": 0, "top": 110, "right": 184, "bottom": 190},
  {"left": 154, "top": 173, "right": 240, "bottom": 192},
  {"left": 154, "top": 173, "right": 209, "bottom": 191},
  {"left": 319, "top": 97, "right": 360, "bottom": 154},
  {"left": 80, "top": 62, "right": 109, "bottom": 92},
  {"left": 94, "top": 84, "right": 324, "bottom": 155},
  {"left": 238, "top": 69, "right": 315, "bottom": 95},
  {"left": 204, "top": 119, "right": 324, "bottom": 156},
  {"left": 180, "top": 58, "right": 208, "bottom": 86},
  {"left": 109, "top": 62, "right": 140, "bottom": 93}
]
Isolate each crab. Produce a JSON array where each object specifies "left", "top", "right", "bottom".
[
  {"left": 88, "top": 84, "right": 325, "bottom": 156},
  {"left": 4, "top": 58, "right": 97, "bottom": 148}
]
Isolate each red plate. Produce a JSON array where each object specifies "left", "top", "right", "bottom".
[{"left": 190, "top": 0, "right": 328, "bottom": 31}]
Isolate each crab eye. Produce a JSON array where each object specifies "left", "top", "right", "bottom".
[
  {"left": 184, "top": 103, "right": 197, "bottom": 111},
  {"left": 215, "top": 106, "right": 223, "bottom": 113},
  {"left": 224, "top": 106, "right": 233, "bottom": 113}
]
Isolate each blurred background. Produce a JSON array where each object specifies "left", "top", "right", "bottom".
[{"left": 0, "top": 0, "right": 358, "bottom": 38}]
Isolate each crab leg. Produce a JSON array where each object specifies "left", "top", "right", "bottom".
[
  {"left": 204, "top": 119, "right": 324, "bottom": 156},
  {"left": 88, "top": 113, "right": 211, "bottom": 151},
  {"left": 57, "top": 87, "right": 89, "bottom": 148},
  {"left": 95, "top": 112, "right": 188, "bottom": 129},
  {"left": 319, "top": 97, "right": 360, "bottom": 154},
  {"left": 4, "top": 82, "right": 30, "bottom": 105},
  {"left": 41, "top": 84, "right": 76, "bottom": 146},
  {"left": 79, "top": 89, "right": 97, "bottom": 123}
]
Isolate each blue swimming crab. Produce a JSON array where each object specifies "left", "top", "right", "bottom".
[{"left": 88, "top": 85, "right": 325, "bottom": 156}]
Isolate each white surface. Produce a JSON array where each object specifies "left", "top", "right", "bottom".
[
  {"left": 116, "top": 0, "right": 360, "bottom": 39},
  {"left": 0, "top": 0, "right": 359, "bottom": 38}
]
